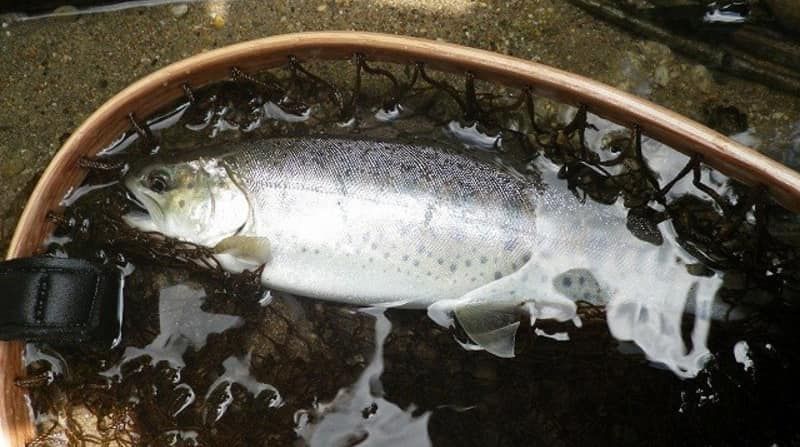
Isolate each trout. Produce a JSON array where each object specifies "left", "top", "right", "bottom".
[{"left": 124, "top": 136, "right": 721, "bottom": 375}]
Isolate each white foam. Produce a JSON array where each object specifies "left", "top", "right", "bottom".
[
  {"left": 24, "top": 344, "right": 66, "bottom": 378},
  {"left": 733, "top": 340, "right": 754, "bottom": 372},
  {"left": 704, "top": 9, "right": 747, "bottom": 24},
  {"left": 264, "top": 101, "right": 311, "bottom": 123},
  {"left": 446, "top": 121, "right": 501, "bottom": 150},
  {"left": 60, "top": 181, "right": 118, "bottom": 207},
  {"left": 534, "top": 328, "right": 570, "bottom": 341},
  {"left": 204, "top": 352, "right": 282, "bottom": 423},
  {"left": 375, "top": 104, "right": 404, "bottom": 122}
]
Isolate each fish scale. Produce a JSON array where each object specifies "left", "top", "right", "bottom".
[{"left": 221, "top": 137, "right": 535, "bottom": 306}]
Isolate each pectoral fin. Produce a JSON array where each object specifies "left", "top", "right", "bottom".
[
  {"left": 428, "top": 259, "right": 577, "bottom": 358},
  {"left": 212, "top": 235, "right": 271, "bottom": 272}
]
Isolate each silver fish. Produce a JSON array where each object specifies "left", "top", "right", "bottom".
[{"left": 125, "top": 136, "right": 722, "bottom": 375}]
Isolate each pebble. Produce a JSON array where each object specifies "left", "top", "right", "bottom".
[
  {"left": 654, "top": 65, "right": 670, "bottom": 87},
  {"left": 170, "top": 4, "right": 189, "bottom": 18},
  {"left": 317, "top": 4, "right": 328, "bottom": 12},
  {"left": 211, "top": 13, "right": 225, "bottom": 29},
  {"left": 689, "top": 64, "right": 714, "bottom": 93},
  {"left": 639, "top": 40, "right": 672, "bottom": 62},
  {"left": 0, "top": 157, "right": 24, "bottom": 177}
]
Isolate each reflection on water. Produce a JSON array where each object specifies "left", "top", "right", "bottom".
[
  {"left": 528, "top": 152, "right": 720, "bottom": 378},
  {"left": 204, "top": 352, "right": 282, "bottom": 423},
  {"left": 102, "top": 283, "right": 244, "bottom": 378},
  {"left": 296, "top": 309, "right": 431, "bottom": 447}
]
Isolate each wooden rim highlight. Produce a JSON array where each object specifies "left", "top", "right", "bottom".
[{"left": 3, "top": 31, "right": 800, "bottom": 446}]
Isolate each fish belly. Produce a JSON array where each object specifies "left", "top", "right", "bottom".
[{"left": 250, "top": 186, "right": 534, "bottom": 307}]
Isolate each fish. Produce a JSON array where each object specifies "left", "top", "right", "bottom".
[{"left": 124, "top": 136, "right": 724, "bottom": 376}]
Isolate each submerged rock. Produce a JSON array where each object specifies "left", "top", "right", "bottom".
[
  {"left": 689, "top": 64, "right": 714, "bottom": 93},
  {"left": 703, "top": 104, "right": 748, "bottom": 135},
  {"left": 654, "top": 65, "right": 671, "bottom": 86}
]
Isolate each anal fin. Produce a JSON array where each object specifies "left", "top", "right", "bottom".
[
  {"left": 454, "top": 302, "right": 524, "bottom": 358},
  {"left": 428, "top": 259, "right": 576, "bottom": 358}
]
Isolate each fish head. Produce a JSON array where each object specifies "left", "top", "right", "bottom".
[{"left": 123, "top": 157, "right": 250, "bottom": 246}]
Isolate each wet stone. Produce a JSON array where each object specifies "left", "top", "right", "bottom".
[
  {"left": 170, "top": 4, "right": 189, "bottom": 17},
  {"left": 689, "top": 64, "right": 714, "bottom": 94},
  {"left": 654, "top": 65, "right": 670, "bottom": 87}
]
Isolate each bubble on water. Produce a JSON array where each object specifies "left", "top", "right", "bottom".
[
  {"left": 446, "top": 121, "right": 501, "bottom": 150},
  {"left": 264, "top": 101, "right": 311, "bottom": 122},
  {"left": 734, "top": 340, "right": 755, "bottom": 373},
  {"left": 375, "top": 104, "right": 404, "bottom": 122}
]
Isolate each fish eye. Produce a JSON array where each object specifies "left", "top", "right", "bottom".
[{"left": 146, "top": 170, "right": 171, "bottom": 193}]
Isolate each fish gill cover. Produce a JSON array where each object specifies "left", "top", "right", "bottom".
[{"left": 22, "top": 56, "right": 800, "bottom": 446}]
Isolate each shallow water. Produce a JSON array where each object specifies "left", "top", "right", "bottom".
[{"left": 21, "top": 60, "right": 800, "bottom": 446}]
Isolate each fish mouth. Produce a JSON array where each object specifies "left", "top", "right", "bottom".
[{"left": 122, "top": 179, "right": 164, "bottom": 232}]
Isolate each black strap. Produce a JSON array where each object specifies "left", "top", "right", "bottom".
[{"left": 0, "top": 257, "right": 123, "bottom": 348}]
